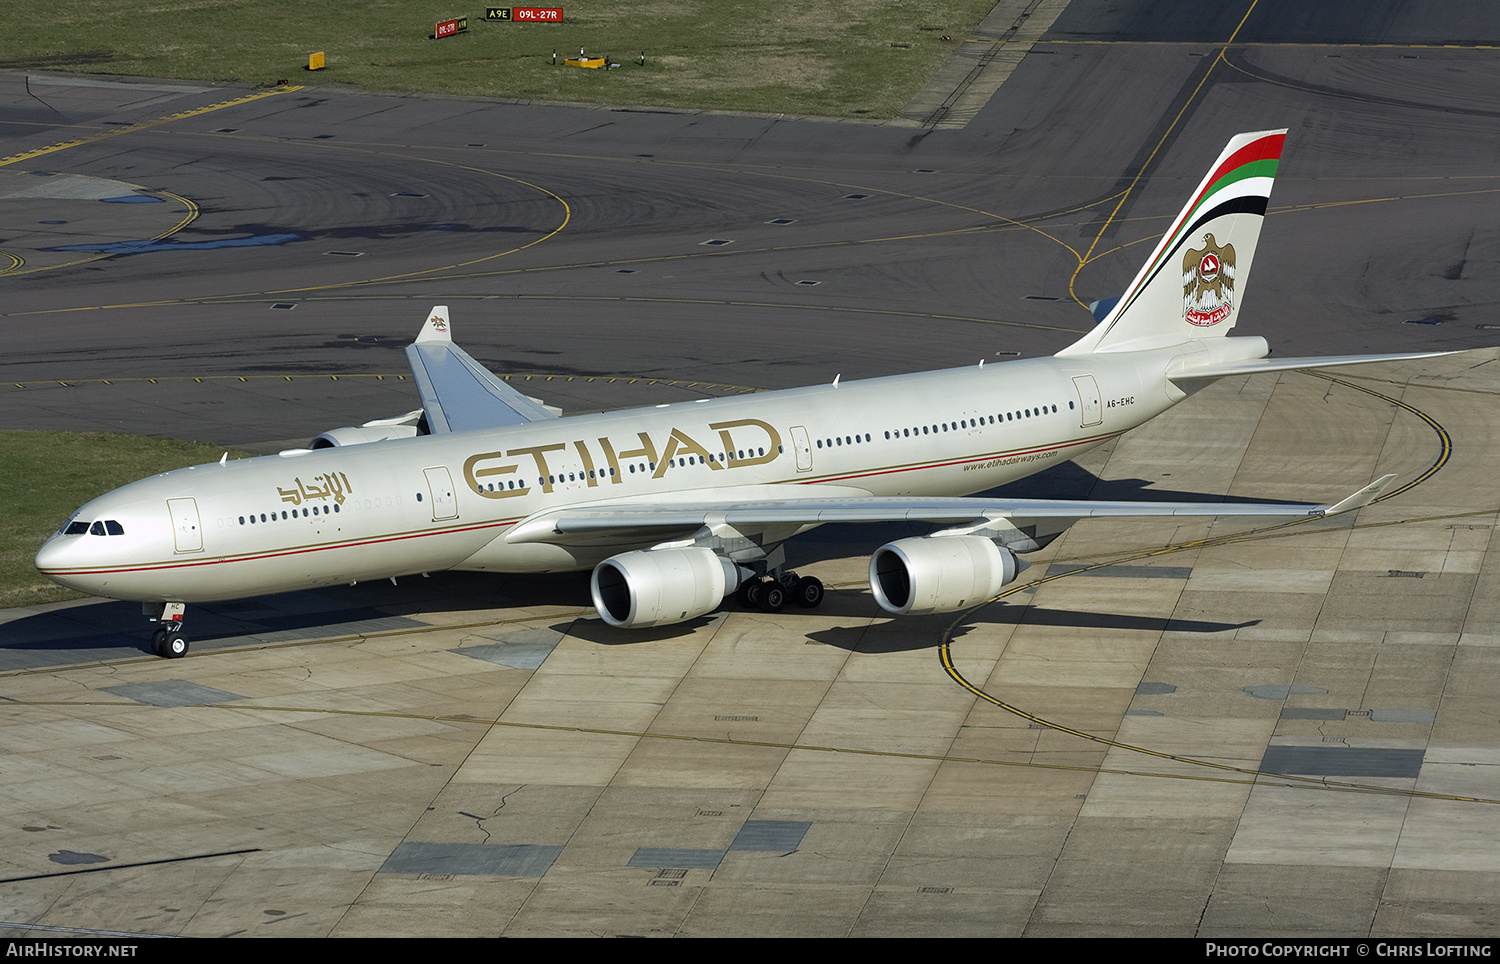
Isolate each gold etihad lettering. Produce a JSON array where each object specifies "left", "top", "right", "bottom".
[
  {"left": 710, "top": 418, "right": 780, "bottom": 467},
  {"left": 465, "top": 443, "right": 566, "bottom": 499},
  {"left": 573, "top": 440, "right": 599, "bottom": 487},
  {"left": 653, "top": 428, "right": 721, "bottom": 479},
  {"left": 461, "top": 421, "right": 783, "bottom": 499},
  {"left": 605, "top": 431, "right": 657, "bottom": 478}
]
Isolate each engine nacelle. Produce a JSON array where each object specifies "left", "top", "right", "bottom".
[
  {"left": 868, "top": 536, "right": 1023, "bottom": 615},
  {"left": 310, "top": 425, "right": 420, "bottom": 448},
  {"left": 591, "top": 547, "right": 740, "bottom": 629},
  {"left": 310, "top": 410, "right": 425, "bottom": 449}
]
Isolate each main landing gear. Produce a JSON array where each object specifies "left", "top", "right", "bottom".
[
  {"left": 737, "top": 569, "right": 824, "bottom": 614},
  {"left": 146, "top": 602, "right": 189, "bottom": 659}
]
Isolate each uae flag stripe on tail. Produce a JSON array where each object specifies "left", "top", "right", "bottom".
[{"left": 1110, "top": 130, "right": 1284, "bottom": 323}]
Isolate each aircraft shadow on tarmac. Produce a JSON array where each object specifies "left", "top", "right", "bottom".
[
  {"left": 802, "top": 609, "right": 1256, "bottom": 655},
  {"left": 0, "top": 571, "right": 588, "bottom": 665},
  {"left": 989, "top": 460, "right": 1311, "bottom": 506},
  {"left": 3, "top": 569, "right": 1252, "bottom": 665}
]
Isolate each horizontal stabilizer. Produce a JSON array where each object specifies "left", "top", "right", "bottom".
[
  {"left": 1169, "top": 350, "right": 1454, "bottom": 382},
  {"left": 406, "top": 305, "right": 559, "bottom": 434}
]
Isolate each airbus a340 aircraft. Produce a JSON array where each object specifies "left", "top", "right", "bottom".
[{"left": 37, "top": 130, "right": 1444, "bottom": 657}]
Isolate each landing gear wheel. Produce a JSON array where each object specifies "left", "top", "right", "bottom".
[
  {"left": 145, "top": 603, "right": 189, "bottom": 659},
  {"left": 758, "top": 583, "right": 786, "bottom": 613},
  {"left": 793, "top": 575, "right": 824, "bottom": 608},
  {"left": 738, "top": 580, "right": 763, "bottom": 609}
]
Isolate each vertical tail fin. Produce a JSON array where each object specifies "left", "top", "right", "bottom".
[{"left": 1059, "top": 129, "right": 1287, "bottom": 355}]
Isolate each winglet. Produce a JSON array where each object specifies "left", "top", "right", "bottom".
[
  {"left": 1321, "top": 474, "right": 1396, "bottom": 517},
  {"left": 415, "top": 305, "right": 452, "bottom": 345}
]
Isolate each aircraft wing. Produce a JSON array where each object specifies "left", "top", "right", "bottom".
[
  {"left": 406, "top": 305, "right": 559, "bottom": 434},
  {"left": 506, "top": 476, "right": 1394, "bottom": 545}
]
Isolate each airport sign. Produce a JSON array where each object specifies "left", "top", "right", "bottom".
[{"left": 488, "top": 7, "right": 564, "bottom": 22}]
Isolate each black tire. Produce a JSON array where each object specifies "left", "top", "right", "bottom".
[
  {"left": 738, "top": 580, "right": 762, "bottom": 608},
  {"left": 163, "top": 633, "right": 189, "bottom": 659},
  {"left": 150, "top": 628, "right": 168, "bottom": 657},
  {"left": 759, "top": 584, "right": 786, "bottom": 613},
  {"left": 794, "top": 575, "right": 824, "bottom": 608}
]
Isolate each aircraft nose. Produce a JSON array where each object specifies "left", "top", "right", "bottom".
[
  {"left": 34, "top": 533, "right": 94, "bottom": 594},
  {"left": 34, "top": 534, "right": 66, "bottom": 573}
]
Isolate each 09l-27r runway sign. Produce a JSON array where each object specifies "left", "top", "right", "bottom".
[{"left": 487, "top": 7, "right": 564, "bottom": 21}]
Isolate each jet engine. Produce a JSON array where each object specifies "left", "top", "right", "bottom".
[
  {"left": 591, "top": 547, "right": 741, "bottom": 629},
  {"left": 310, "top": 410, "right": 425, "bottom": 449},
  {"left": 868, "top": 536, "right": 1024, "bottom": 615}
]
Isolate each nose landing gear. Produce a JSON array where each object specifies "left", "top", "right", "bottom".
[{"left": 146, "top": 602, "right": 189, "bottom": 659}]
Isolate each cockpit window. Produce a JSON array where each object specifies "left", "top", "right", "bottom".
[{"left": 67, "top": 519, "right": 124, "bottom": 536}]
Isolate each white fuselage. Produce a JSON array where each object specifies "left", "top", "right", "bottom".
[{"left": 35, "top": 348, "right": 1188, "bottom": 603}]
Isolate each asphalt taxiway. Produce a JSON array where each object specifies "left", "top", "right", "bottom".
[{"left": 3, "top": 0, "right": 1500, "bottom": 938}]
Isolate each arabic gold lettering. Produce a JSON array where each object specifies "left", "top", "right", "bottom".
[
  {"left": 329, "top": 472, "right": 347, "bottom": 505},
  {"left": 276, "top": 471, "right": 357, "bottom": 505}
]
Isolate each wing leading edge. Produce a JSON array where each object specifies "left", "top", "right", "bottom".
[
  {"left": 406, "top": 305, "right": 559, "bottom": 434},
  {"left": 506, "top": 476, "right": 1395, "bottom": 545}
]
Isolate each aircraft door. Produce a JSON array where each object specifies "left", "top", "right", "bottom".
[
  {"left": 1072, "top": 375, "right": 1103, "bottom": 428},
  {"left": 790, "top": 426, "right": 812, "bottom": 472},
  {"left": 423, "top": 467, "right": 459, "bottom": 521},
  {"left": 167, "top": 498, "right": 203, "bottom": 553}
]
